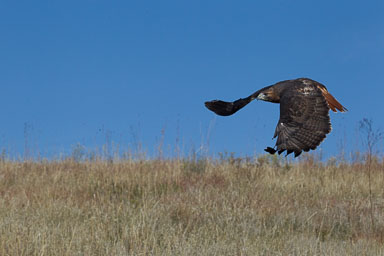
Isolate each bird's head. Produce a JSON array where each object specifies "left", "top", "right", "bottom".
[{"left": 256, "top": 86, "right": 280, "bottom": 103}]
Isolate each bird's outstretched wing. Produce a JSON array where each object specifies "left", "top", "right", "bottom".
[
  {"left": 204, "top": 87, "right": 267, "bottom": 116},
  {"left": 204, "top": 98, "right": 251, "bottom": 116},
  {"left": 270, "top": 87, "right": 331, "bottom": 157}
]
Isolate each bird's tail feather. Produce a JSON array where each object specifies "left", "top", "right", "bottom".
[{"left": 320, "top": 89, "right": 347, "bottom": 112}]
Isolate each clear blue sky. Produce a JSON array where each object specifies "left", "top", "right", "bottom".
[{"left": 1, "top": 0, "right": 383, "bottom": 159}]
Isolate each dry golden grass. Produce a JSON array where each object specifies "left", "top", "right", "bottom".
[{"left": 1, "top": 156, "right": 384, "bottom": 255}]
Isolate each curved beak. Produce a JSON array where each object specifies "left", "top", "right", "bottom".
[{"left": 256, "top": 93, "right": 267, "bottom": 101}]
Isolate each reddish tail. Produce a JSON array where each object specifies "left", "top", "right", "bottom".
[{"left": 318, "top": 87, "right": 347, "bottom": 112}]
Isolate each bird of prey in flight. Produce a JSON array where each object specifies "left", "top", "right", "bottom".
[{"left": 205, "top": 78, "right": 347, "bottom": 157}]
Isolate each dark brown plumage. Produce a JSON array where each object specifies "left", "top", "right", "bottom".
[{"left": 204, "top": 78, "right": 347, "bottom": 157}]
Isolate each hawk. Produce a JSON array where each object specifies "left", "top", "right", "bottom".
[{"left": 205, "top": 78, "right": 347, "bottom": 157}]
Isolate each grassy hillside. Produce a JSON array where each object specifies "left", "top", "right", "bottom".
[{"left": 0, "top": 156, "right": 384, "bottom": 255}]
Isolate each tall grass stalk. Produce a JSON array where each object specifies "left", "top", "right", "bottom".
[
  {"left": 0, "top": 156, "right": 384, "bottom": 255},
  {"left": 359, "top": 118, "right": 383, "bottom": 231}
]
